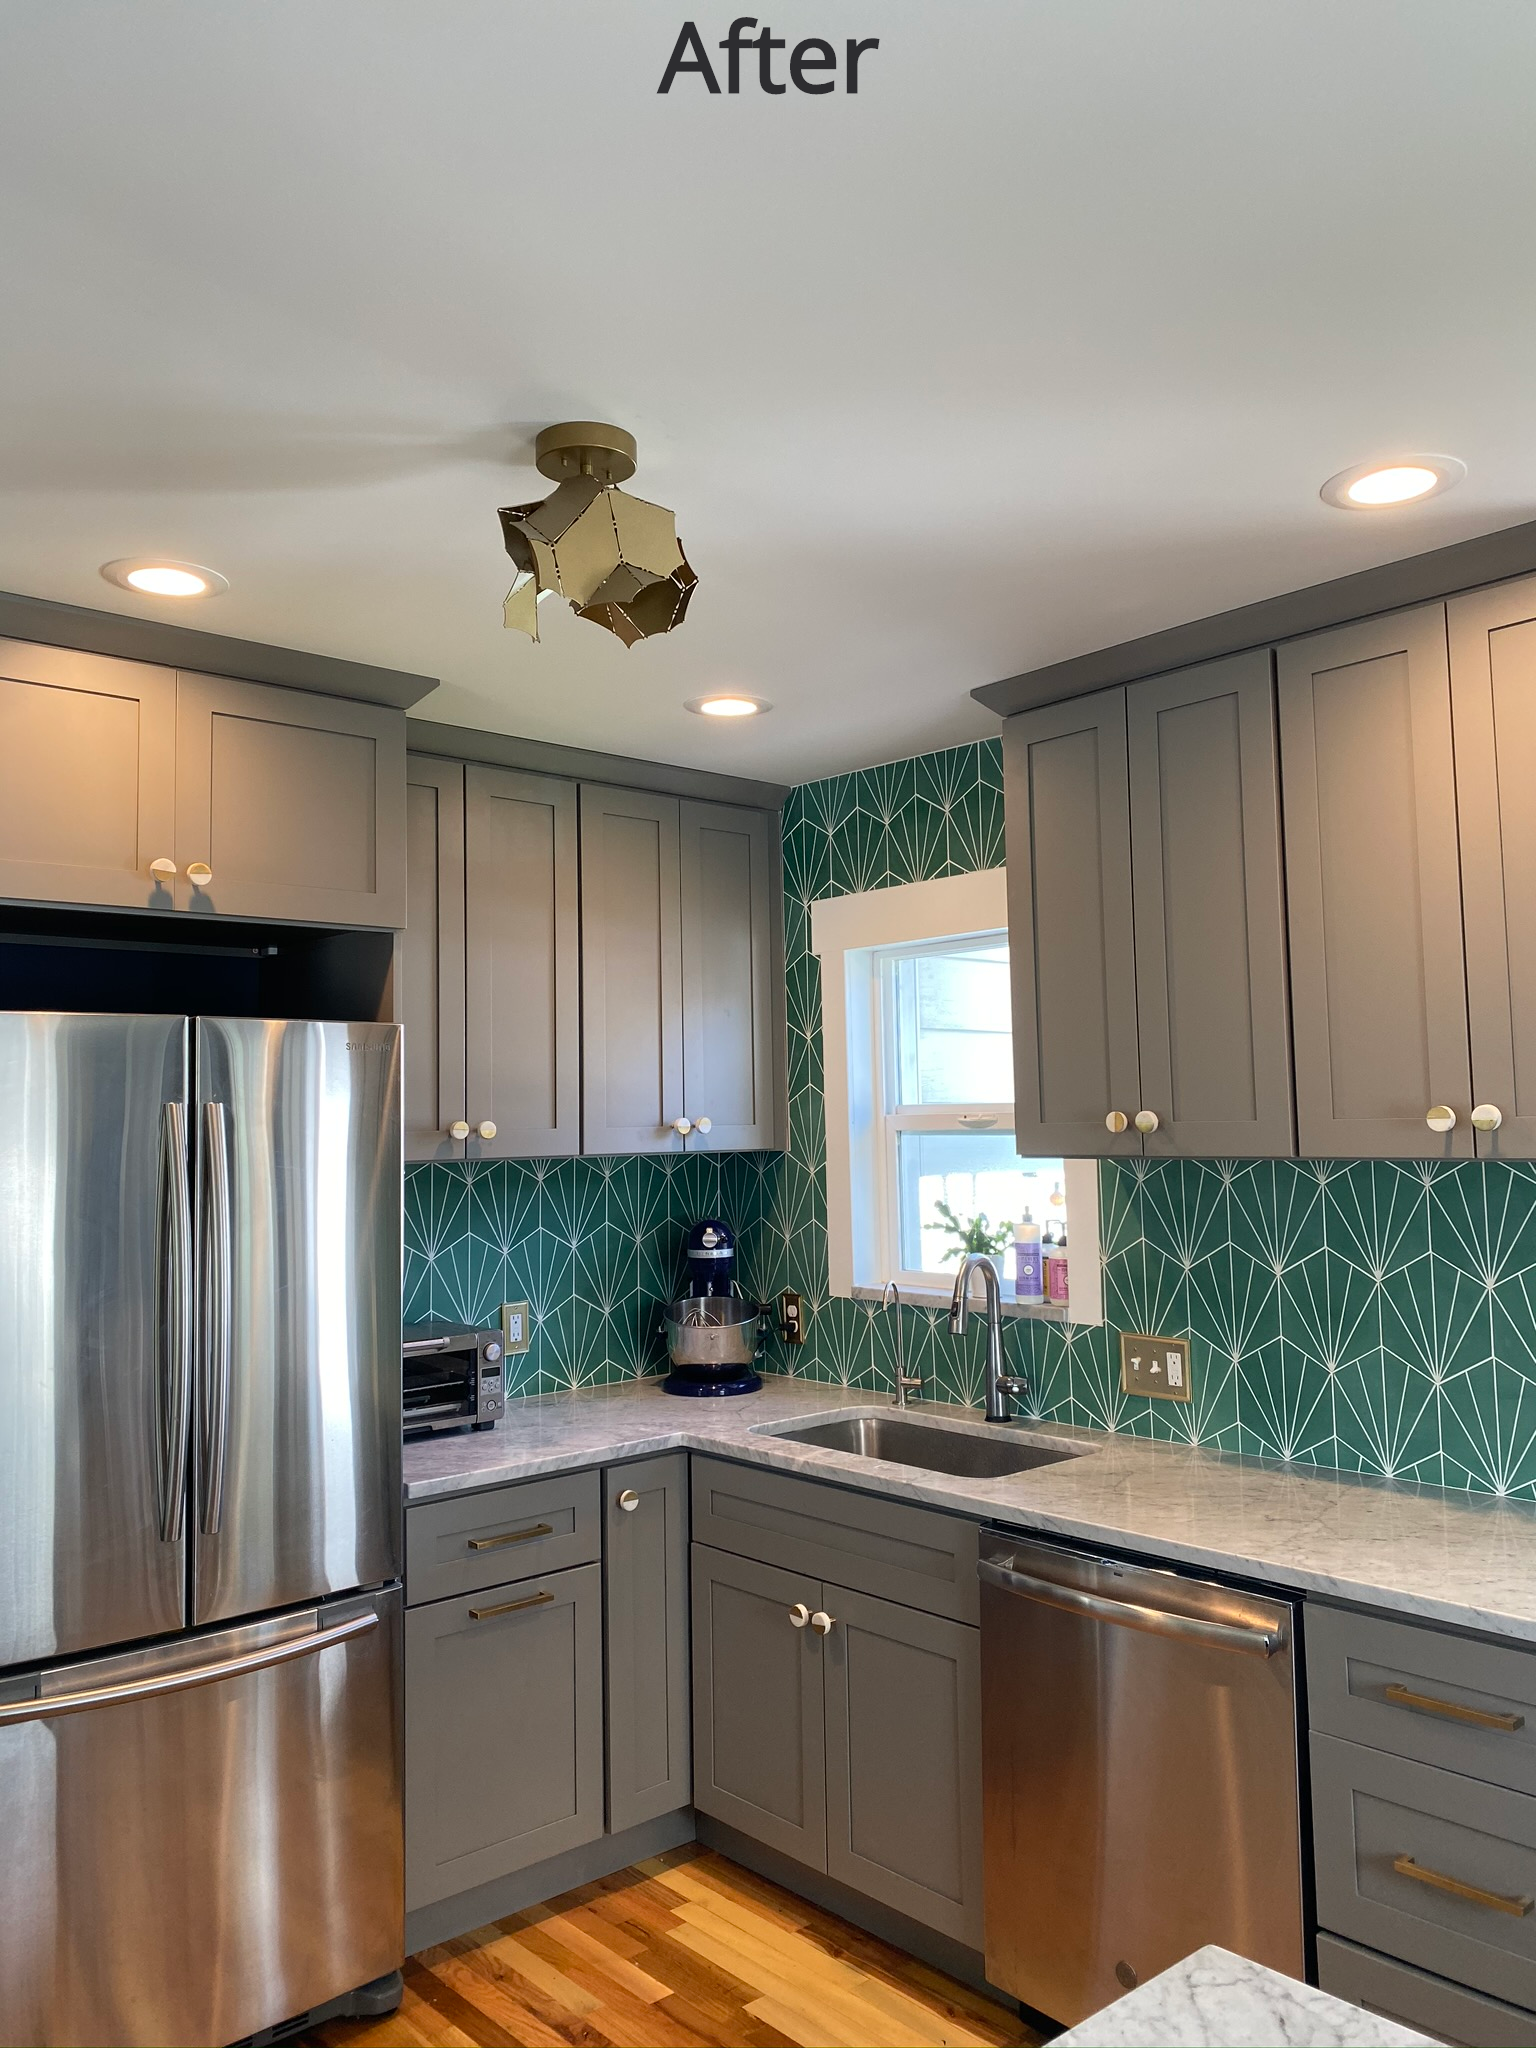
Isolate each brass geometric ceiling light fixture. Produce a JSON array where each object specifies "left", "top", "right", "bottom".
[{"left": 499, "top": 422, "right": 696, "bottom": 646}]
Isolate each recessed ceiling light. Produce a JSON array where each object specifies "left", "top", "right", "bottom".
[
  {"left": 100, "top": 557, "right": 229, "bottom": 597},
  {"left": 685, "top": 694, "right": 771, "bottom": 718},
  {"left": 1319, "top": 455, "right": 1465, "bottom": 511}
]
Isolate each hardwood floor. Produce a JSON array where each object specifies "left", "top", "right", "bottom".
[{"left": 302, "top": 1846, "right": 1038, "bottom": 2048}]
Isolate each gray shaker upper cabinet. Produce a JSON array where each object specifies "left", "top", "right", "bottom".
[
  {"left": 174, "top": 671, "right": 407, "bottom": 927},
  {"left": 1128, "top": 651, "right": 1294, "bottom": 1156},
  {"left": 1003, "top": 688, "right": 1141, "bottom": 1156},
  {"left": 580, "top": 786, "right": 784, "bottom": 1154},
  {"left": 404, "top": 755, "right": 467, "bottom": 1162},
  {"left": 464, "top": 764, "right": 580, "bottom": 1158},
  {"left": 1449, "top": 574, "right": 1536, "bottom": 1159},
  {"left": 0, "top": 638, "right": 177, "bottom": 911},
  {"left": 580, "top": 785, "right": 685, "bottom": 1154},
  {"left": 679, "top": 799, "right": 782, "bottom": 1150},
  {"left": 404, "top": 758, "right": 580, "bottom": 1163},
  {"left": 1278, "top": 605, "right": 1473, "bottom": 1158}
]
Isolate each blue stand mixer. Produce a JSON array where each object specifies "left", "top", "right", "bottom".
[{"left": 662, "top": 1219, "right": 765, "bottom": 1397}]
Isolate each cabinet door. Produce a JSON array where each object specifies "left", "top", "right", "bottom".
[
  {"left": 1128, "top": 651, "right": 1294, "bottom": 1155},
  {"left": 691, "top": 1543, "right": 826, "bottom": 1868},
  {"left": 580, "top": 786, "right": 684, "bottom": 1153},
  {"left": 404, "top": 1562, "right": 603, "bottom": 1910},
  {"left": 404, "top": 756, "right": 466, "bottom": 1162},
  {"left": 1278, "top": 606, "right": 1472, "bottom": 1157},
  {"left": 464, "top": 765, "right": 580, "bottom": 1158},
  {"left": 606, "top": 1455, "right": 691, "bottom": 1833},
  {"left": 679, "top": 800, "right": 783, "bottom": 1150},
  {"left": 174, "top": 672, "right": 407, "bottom": 927},
  {"left": 0, "top": 638, "right": 176, "bottom": 910},
  {"left": 1451, "top": 576, "right": 1536, "bottom": 1158},
  {"left": 823, "top": 1585, "right": 983, "bottom": 1945},
  {"left": 1003, "top": 688, "right": 1141, "bottom": 1155}
]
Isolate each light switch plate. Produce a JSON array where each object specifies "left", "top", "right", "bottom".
[
  {"left": 778, "top": 1289, "right": 805, "bottom": 1345},
  {"left": 1120, "top": 1331, "right": 1192, "bottom": 1401},
  {"left": 500, "top": 1301, "right": 531, "bottom": 1354}
]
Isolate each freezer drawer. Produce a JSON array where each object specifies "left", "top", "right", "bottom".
[
  {"left": 0, "top": 1589, "right": 403, "bottom": 2048},
  {"left": 979, "top": 1532, "right": 1303, "bottom": 2028}
]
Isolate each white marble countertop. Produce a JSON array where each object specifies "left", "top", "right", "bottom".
[
  {"left": 403, "top": 1373, "right": 1536, "bottom": 1643},
  {"left": 1053, "top": 1947, "right": 1433, "bottom": 2046}
]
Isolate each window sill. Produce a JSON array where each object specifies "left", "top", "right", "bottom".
[{"left": 848, "top": 1283, "right": 1072, "bottom": 1322}]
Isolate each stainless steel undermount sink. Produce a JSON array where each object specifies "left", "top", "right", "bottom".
[{"left": 767, "top": 1414, "right": 1080, "bottom": 1480}]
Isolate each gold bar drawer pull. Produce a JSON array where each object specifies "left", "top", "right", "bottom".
[
  {"left": 466, "top": 1522, "right": 553, "bottom": 1552},
  {"left": 469, "top": 1590, "right": 554, "bottom": 1622},
  {"left": 1393, "top": 1855, "right": 1533, "bottom": 1918},
  {"left": 1384, "top": 1682, "right": 1524, "bottom": 1732}
]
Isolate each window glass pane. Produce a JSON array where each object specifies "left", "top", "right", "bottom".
[
  {"left": 896, "top": 1132, "right": 1065, "bottom": 1281},
  {"left": 891, "top": 944, "right": 1012, "bottom": 1105}
]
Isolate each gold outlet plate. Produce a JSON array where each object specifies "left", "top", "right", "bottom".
[
  {"left": 500, "top": 1301, "right": 532, "bottom": 1355},
  {"left": 1120, "top": 1332, "right": 1192, "bottom": 1401}
]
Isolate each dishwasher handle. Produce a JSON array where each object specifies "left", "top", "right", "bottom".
[{"left": 978, "top": 1554, "right": 1285, "bottom": 1659}]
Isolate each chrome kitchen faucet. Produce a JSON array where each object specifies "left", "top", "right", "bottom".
[
  {"left": 879, "top": 1280, "right": 923, "bottom": 1407},
  {"left": 949, "top": 1254, "right": 1032, "bottom": 1423}
]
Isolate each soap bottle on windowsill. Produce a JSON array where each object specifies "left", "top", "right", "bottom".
[
  {"left": 1045, "top": 1222, "right": 1069, "bottom": 1307},
  {"left": 1013, "top": 1209, "right": 1044, "bottom": 1305}
]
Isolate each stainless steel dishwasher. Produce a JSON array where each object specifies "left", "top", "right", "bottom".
[{"left": 979, "top": 1530, "right": 1305, "bottom": 2027}]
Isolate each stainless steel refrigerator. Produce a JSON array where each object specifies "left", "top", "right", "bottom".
[{"left": 0, "top": 1014, "right": 404, "bottom": 2048}]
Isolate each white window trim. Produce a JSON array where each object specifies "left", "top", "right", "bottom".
[{"left": 811, "top": 870, "right": 1103, "bottom": 1323}]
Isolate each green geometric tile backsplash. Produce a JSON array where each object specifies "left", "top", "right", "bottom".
[{"left": 408, "top": 731, "right": 1536, "bottom": 1498}]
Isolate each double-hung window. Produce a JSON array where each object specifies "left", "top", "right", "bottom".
[{"left": 813, "top": 870, "right": 1100, "bottom": 1318}]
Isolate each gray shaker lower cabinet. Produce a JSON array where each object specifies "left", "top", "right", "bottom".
[
  {"left": 823, "top": 1584, "right": 983, "bottom": 1947},
  {"left": 1318, "top": 1934, "right": 1536, "bottom": 2048},
  {"left": 691, "top": 1536, "right": 984, "bottom": 1946},
  {"left": 405, "top": 1561, "right": 604, "bottom": 1910},
  {"left": 691, "top": 1543, "right": 828, "bottom": 1866},
  {"left": 605, "top": 1455, "right": 692, "bottom": 1833}
]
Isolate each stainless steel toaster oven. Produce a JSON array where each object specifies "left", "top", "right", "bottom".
[{"left": 402, "top": 1322, "right": 506, "bottom": 1437}]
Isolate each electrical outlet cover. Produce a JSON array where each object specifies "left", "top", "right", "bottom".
[
  {"left": 1120, "top": 1331, "right": 1192, "bottom": 1401},
  {"left": 500, "top": 1301, "right": 531, "bottom": 1355}
]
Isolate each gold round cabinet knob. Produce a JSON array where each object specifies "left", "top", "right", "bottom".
[
  {"left": 149, "top": 857, "right": 178, "bottom": 881},
  {"left": 1134, "top": 1109, "right": 1161, "bottom": 1134},
  {"left": 1472, "top": 1105, "right": 1505, "bottom": 1133},
  {"left": 810, "top": 1610, "right": 836, "bottom": 1636},
  {"left": 1105, "top": 1111, "right": 1129, "bottom": 1135},
  {"left": 1426, "top": 1106, "right": 1458, "bottom": 1134},
  {"left": 476, "top": 1121, "right": 497, "bottom": 1142},
  {"left": 671, "top": 1116, "right": 693, "bottom": 1137},
  {"left": 447, "top": 1121, "right": 471, "bottom": 1142},
  {"left": 694, "top": 1115, "right": 712, "bottom": 1135},
  {"left": 186, "top": 862, "right": 213, "bottom": 888},
  {"left": 617, "top": 1489, "right": 640, "bottom": 1513},
  {"left": 788, "top": 1603, "right": 810, "bottom": 1629}
]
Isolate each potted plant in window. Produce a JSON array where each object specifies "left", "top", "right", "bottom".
[{"left": 932, "top": 1199, "right": 1013, "bottom": 1282}]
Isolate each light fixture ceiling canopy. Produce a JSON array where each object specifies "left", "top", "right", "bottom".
[{"left": 499, "top": 421, "right": 695, "bottom": 646}]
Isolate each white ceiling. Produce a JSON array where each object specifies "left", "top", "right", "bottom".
[{"left": 3, "top": 1, "right": 1535, "bottom": 782}]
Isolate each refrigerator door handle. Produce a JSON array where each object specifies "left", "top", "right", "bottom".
[
  {"left": 0, "top": 1609, "right": 379, "bottom": 1728},
  {"left": 158, "top": 1101, "right": 194, "bottom": 1544},
  {"left": 199, "top": 1100, "right": 233, "bottom": 1536}
]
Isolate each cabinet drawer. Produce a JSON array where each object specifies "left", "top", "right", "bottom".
[
  {"left": 1313, "top": 1732, "right": 1536, "bottom": 2011},
  {"left": 406, "top": 1471, "right": 600, "bottom": 1605},
  {"left": 691, "top": 1457, "right": 978, "bottom": 1623},
  {"left": 1309, "top": 1601, "right": 1536, "bottom": 1795},
  {"left": 1317, "top": 1933, "right": 1536, "bottom": 2047}
]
